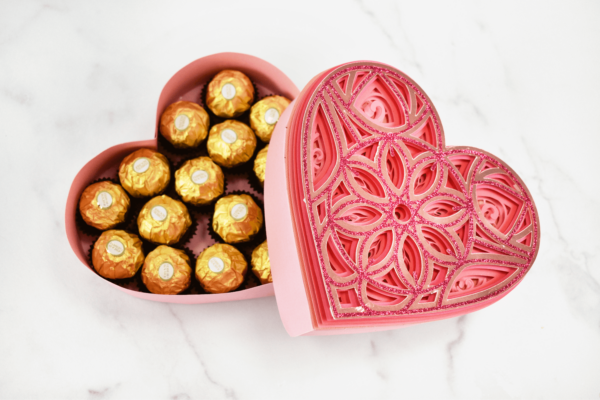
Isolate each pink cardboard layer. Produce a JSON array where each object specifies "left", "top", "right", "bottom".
[{"left": 65, "top": 53, "right": 299, "bottom": 304}]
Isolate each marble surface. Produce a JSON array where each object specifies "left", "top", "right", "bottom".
[{"left": 1, "top": 0, "right": 599, "bottom": 399}]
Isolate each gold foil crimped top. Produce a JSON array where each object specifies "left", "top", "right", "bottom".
[
  {"left": 142, "top": 245, "right": 192, "bottom": 295},
  {"left": 206, "top": 70, "right": 255, "bottom": 118},
  {"left": 160, "top": 101, "right": 210, "bottom": 148},
  {"left": 119, "top": 148, "right": 171, "bottom": 198},
  {"left": 251, "top": 240, "right": 272, "bottom": 284},
  {"left": 79, "top": 181, "right": 130, "bottom": 230},
  {"left": 195, "top": 243, "right": 247, "bottom": 294},
  {"left": 212, "top": 194, "right": 263, "bottom": 243},
  {"left": 253, "top": 145, "right": 268, "bottom": 186},
  {"left": 175, "top": 157, "right": 224, "bottom": 206},
  {"left": 207, "top": 120, "right": 256, "bottom": 168},
  {"left": 249, "top": 95, "right": 291, "bottom": 143},
  {"left": 92, "top": 230, "right": 144, "bottom": 279},
  {"left": 137, "top": 195, "right": 192, "bottom": 245}
]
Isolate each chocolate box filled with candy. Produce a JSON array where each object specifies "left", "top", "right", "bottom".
[
  {"left": 66, "top": 53, "right": 540, "bottom": 336},
  {"left": 66, "top": 53, "right": 297, "bottom": 304}
]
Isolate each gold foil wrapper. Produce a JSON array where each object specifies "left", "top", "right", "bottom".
[
  {"left": 195, "top": 243, "right": 247, "bottom": 293},
  {"left": 119, "top": 148, "right": 170, "bottom": 198},
  {"left": 249, "top": 95, "right": 291, "bottom": 143},
  {"left": 206, "top": 70, "right": 254, "bottom": 118},
  {"left": 175, "top": 157, "right": 224, "bottom": 206},
  {"left": 142, "top": 245, "right": 191, "bottom": 295},
  {"left": 207, "top": 120, "right": 256, "bottom": 168},
  {"left": 251, "top": 241, "right": 272, "bottom": 284},
  {"left": 79, "top": 181, "right": 130, "bottom": 230},
  {"left": 253, "top": 145, "right": 268, "bottom": 186},
  {"left": 92, "top": 230, "right": 144, "bottom": 279},
  {"left": 159, "top": 101, "right": 210, "bottom": 148},
  {"left": 212, "top": 194, "right": 263, "bottom": 243},
  {"left": 137, "top": 195, "right": 192, "bottom": 245}
]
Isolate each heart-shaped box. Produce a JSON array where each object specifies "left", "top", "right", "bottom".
[
  {"left": 66, "top": 53, "right": 299, "bottom": 304},
  {"left": 66, "top": 54, "right": 540, "bottom": 335}
]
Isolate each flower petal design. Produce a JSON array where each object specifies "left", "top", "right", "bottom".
[
  {"left": 353, "top": 75, "right": 408, "bottom": 128},
  {"left": 334, "top": 203, "right": 385, "bottom": 231},
  {"left": 446, "top": 264, "right": 519, "bottom": 302},
  {"left": 420, "top": 196, "right": 465, "bottom": 222},
  {"left": 346, "top": 164, "right": 388, "bottom": 201}
]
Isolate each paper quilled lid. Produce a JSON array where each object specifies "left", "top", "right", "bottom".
[{"left": 265, "top": 61, "right": 540, "bottom": 336}]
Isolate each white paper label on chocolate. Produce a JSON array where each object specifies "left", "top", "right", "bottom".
[
  {"left": 220, "top": 129, "right": 237, "bottom": 144},
  {"left": 208, "top": 257, "right": 225, "bottom": 273},
  {"left": 158, "top": 262, "right": 175, "bottom": 281},
  {"left": 133, "top": 157, "right": 150, "bottom": 174},
  {"left": 221, "top": 83, "right": 236, "bottom": 100},
  {"left": 96, "top": 191, "right": 113, "bottom": 209},
  {"left": 264, "top": 107, "right": 280, "bottom": 125},
  {"left": 174, "top": 114, "right": 190, "bottom": 131},
  {"left": 230, "top": 203, "right": 248, "bottom": 221},
  {"left": 106, "top": 240, "right": 125, "bottom": 256},
  {"left": 151, "top": 205, "right": 168, "bottom": 222},
  {"left": 191, "top": 169, "right": 209, "bottom": 185}
]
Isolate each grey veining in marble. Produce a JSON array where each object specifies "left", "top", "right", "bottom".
[{"left": 1, "top": 0, "right": 599, "bottom": 399}]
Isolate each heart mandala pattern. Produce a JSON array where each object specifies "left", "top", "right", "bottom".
[{"left": 300, "top": 64, "right": 540, "bottom": 319}]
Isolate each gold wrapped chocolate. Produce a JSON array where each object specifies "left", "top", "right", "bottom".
[
  {"left": 119, "top": 148, "right": 170, "bottom": 198},
  {"left": 212, "top": 194, "right": 263, "bottom": 243},
  {"left": 142, "top": 245, "right": 191, "bottom": 295},
  {"left": 207, "top": 120, "right": 256, "bottom": 168},
  {"left": 249, "top": 95, "right": 291, "bottom": 142},
  {"left": 253, "top": 145, "right": 268, "bottom": 186},
  {"left": 206, "top": 70, "right": 254, "bottom": 118},
  {"left": 251, "top": 241, "right": 272, "bottom": 284},
  {"left": 137, "top": 195, "right": 191, "bottom": 245},
  {"left": 175, "top": 157, "right": 224, "bottom": 206},
  {"left": 159, "top": 101, "right": 210, "bottom": 148},
  {"left": 92, "top": 230, "right": 144, "bottom": 279},
  {"left": 195, "top": 243, "right": 247, "bottom": 293},
  {"left": 79, "top": 181, "right": 130, "bottom": 230}
]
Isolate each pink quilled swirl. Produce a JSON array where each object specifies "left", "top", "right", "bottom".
[{"left": 297, "top": 63, "right": 540, "bottom": 320}]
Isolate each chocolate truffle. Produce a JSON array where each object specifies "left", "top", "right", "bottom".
[
  {"left": 249, "top": 95, "right": 291, "bottom": 142},
  {"left": 253, "top": 145, "right": 268, "bottom": 186},
  {"left": 212, "top": 194, "right": 263, "bottom": 244},
  {"left": 206, "top": 120, "right": 256, "bottom": 168},
  {"left": 92, "top": 230, "right": 144, "bottom": 279},
  {"left": 159, "top": 101, "right": 210, "bottom": 148},
  {"left": 251, "top": 241, "right": 272, "bottom": 284},
  {"left": 142, "top": 245, "right": 192, "bottom": 295},
  {"left": 195, "top": 243, "right": 247, "bottom": 294},
  {"left": 119, "top": 148, "right": 170, "bottom": 198},
  {"left": 175, "top": 157, "right": 224, "bottom": 206},
  {"left": 137, "top": 195, "right": 191, "bottom": 245},
  {"left": 206, "top": 70, "right": 254, "bottom": 118},
  {"left": 79, "top": 181, "right": 130, "bottom": 230}
]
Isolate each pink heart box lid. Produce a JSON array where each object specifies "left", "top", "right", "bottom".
[{"left": 265, "top": 61, "right": 540, "bottom": 336}]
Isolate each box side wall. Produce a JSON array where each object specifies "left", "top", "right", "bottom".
[{"left": 266, "top": 102, "right": 315, "bottom": 337}]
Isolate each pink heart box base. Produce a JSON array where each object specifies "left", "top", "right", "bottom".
[
  {"left": 66, "top": 54, "right": 540, "bottom": 336},
  {"left": 66, "top": 53, "right": 299, "bottom": 304}
]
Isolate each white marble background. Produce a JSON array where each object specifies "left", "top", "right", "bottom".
[{"left": 1, "top": 0, "right": 599, "bottom": 399}]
